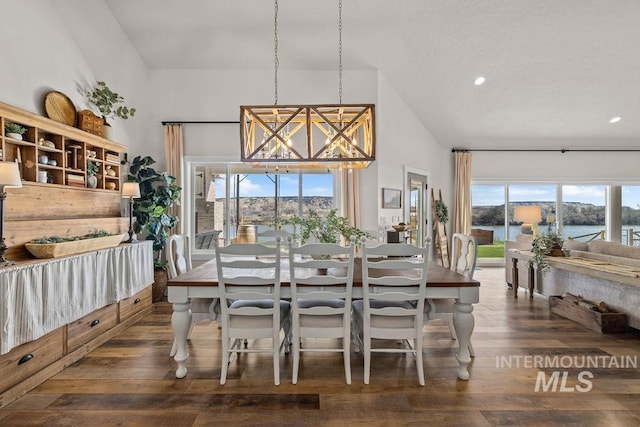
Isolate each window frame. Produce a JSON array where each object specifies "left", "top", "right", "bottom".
[{"left": 183, "top": 157, "right": 339, "bottom": 259}]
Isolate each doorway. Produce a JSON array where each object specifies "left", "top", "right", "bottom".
[{"left": 405, "top": 169, "right": 429, "bottom": 247}]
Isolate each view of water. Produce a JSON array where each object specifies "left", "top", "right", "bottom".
[{"left": 474, "top": 224, "right": 640, "bottom": 242}]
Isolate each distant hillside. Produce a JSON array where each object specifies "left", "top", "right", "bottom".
[
  {"left": 473, "top": 201, "right": 640, "bottom": 226},
  {"left": 232, "top": 196, "right": 333, "bottom": 225}
]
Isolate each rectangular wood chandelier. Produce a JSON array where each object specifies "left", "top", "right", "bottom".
[{"left": 240, "top": 104, "right": 375, "bottom": 169}]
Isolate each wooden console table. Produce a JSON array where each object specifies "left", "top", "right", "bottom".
[{"left": 508, "top": 250, "right": 536, "bottom": 299}]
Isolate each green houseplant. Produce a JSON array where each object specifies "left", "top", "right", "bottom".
[
  {"left": 86, "top": 160, "right": 99, "bottom": 188},
  {"left": 86, "top": 81, "right": 136, "bottom": 120},
  {"left": 122, "top": 154, "right": 181, "bottom": 268},
  {"left": 530, "top": 231, "right": 564, "bottom": 274},
  {"left": 5, "top": 122, "right": 26, "bottom": 140},
  {"left": 279, "top": 209, "right": 372, "bottom": 245}
]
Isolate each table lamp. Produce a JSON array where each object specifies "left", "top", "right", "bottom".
[
  {"left": 0, "top": 162, "right": 23, "bottom": 266},
  {"left": 122, "top": 181, "right": 141, "bottom": 243},
  {"left": 514, "top": 205, "right": 542, "bottom": 236}
]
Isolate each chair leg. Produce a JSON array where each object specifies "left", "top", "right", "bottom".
[
  {"left": 283, "top": 315, "right": 292, "bottom": 354},
  {"left": 292, "top": 330, "right": 300, "bottom": 384},
  {"left": 273, "top": 334, "right": 280, "bottom": 386},
  {"left": 447, "top": 317, "right": 458, "bottom": 340},
  {"left": 343, "top": 335, "right": 352, "bottom": 385},
  {"left": 364, "top": 330, "right": 371, "bottom": 385},
  {"left": 469, "top": 340, "right": 475, "bottom": 357},
  {"left": 416, "top": 335, "right": 425, "bottom": 386},
  {"left": 220, "top": 336, "right": 230, "bottom": 385}
]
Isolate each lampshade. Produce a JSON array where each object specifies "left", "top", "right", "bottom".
[
  {"left": 514, "top": 205, "right": 542, "bottom": 224},
  {"left": 0, "top": 162, "right": 22, "bottom": 187},
  {"left": 121, "top": 182, "right": 140, "bottom": 198}
]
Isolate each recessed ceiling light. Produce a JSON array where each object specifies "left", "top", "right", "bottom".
[
  {"left": 609, "top": 116, "right": 621, "bottom": 123},
  {"left": 474, "top": 76, "right": 486, "bottom": 86}
]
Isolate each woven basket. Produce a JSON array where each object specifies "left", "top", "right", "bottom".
[{"left": 44, "top": 91, "right": 76, "bottom": 126}]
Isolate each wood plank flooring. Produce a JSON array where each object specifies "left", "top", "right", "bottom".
[{"left": 1, "top": 267, "right": 639, "bottom": 426}]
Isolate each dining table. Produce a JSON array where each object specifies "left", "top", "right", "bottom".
[{"left": 168, "top": 257, "right": 480, "bottom": 381}]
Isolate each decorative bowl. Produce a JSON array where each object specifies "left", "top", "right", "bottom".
[{"left": 392, "top": 225, "right": 406, "bottom": 232}]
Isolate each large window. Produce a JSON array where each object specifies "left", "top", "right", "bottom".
[
  {"left": 191, "top": 163, "right": 335, "bottom": 251},
  {"left": 622, "top": 186, "right": 640, "bottom": 246},
  {"left": 471, "top": 182, "right": 640, "bottom": 260},
  {"left": 560, "top": 185, "right": 606, "bottom": 240},
  {"left": 508, "top": 184, "right": 557, "bottom": 239},
  {"left": 471, "top": 184, "right": 505, "bottom": 238}
]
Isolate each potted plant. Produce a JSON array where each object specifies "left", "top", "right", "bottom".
[
  {"left": 5, "top": 123, "right": 26, "bottom": 140},
  {"left": 86, "top": 81, "right": 136, "bottom": 139},
  {"left": 122, "top": 154, "right": 181, "bottom": 267},
  {"left": 86, "top": 160, "right": 99, "bottom": 188},
  {"left": 279, "top": 209, "right": 372, "bottom": 245},
  {"left": 530, "top": 231, "right": 565, "bottom": 274}
]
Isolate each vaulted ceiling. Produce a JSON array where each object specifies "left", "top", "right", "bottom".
[{"left": 105, "top": 0, "right": 640, "bottom": 150}]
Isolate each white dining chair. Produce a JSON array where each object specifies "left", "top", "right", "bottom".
[
  {"left": 214, "top": 237, "right": 291, "bottom": 385},
  {"left": 167, "top": 233, "right": 216, "bottom": 357},
  {"left": 257, "top": 228, "right": 291, "bottom": 244},
  {"left": 426, "top": 233, "right": 477, "bottom": 356},
  {"left": 287, "top": 237, "right": 355, "bottom": 384},
  {"left": 353, "top": 240, "right": 430, "bottom": 386}
]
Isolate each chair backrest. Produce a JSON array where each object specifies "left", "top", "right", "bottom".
[
  {"left": 214, "top": 239, "right": 282, "bottom": 333},
  {"left": 167, "top": 234, "right": 192, "bottom": 279},
  {"left": 287, "top": 238, "right": 356, "bottom": 316},
  {"left": 361, "top": 241, "right": 430, "bottom": 323},
  {"left": 450, "top": 233, "right": 478, "bottom": 279},
  {"left": 257, "top": 229, "right": 291, "bottom": 249}
]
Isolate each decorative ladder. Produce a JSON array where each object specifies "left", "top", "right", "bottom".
[{"left": 432, "top": 188, "right": 450, "bottom": 268}]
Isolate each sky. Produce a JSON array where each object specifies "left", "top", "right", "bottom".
[
  {"left": 472, "top": 184, "right": 640, "bottom": 208},
  {"left": 213, "top": 173, "right": 333, "bottom": 198}
]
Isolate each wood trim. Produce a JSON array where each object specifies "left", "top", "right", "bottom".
[{"left": 0, "top": 101, "right": 126, "bottom": 152}]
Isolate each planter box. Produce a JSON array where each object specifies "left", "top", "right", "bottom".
[
  {"left": 471, "top": 228, "right": 494, "bottom": 245},
  {"left": 25, "top": 234, "right": 125, "bottom": 259},
  {"left": 549, "top": 295, "right": 627, "bottom": 333}
]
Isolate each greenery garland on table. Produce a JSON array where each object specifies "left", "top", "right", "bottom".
[
  {"left": 435, "top": 199, "right": 448, "bottom": 224},
  {"left": 278, "top": 209, "right": 372, "bottom": 245},
  {"left": 29, "top": 230, "right": 113, "bottom": 244}
]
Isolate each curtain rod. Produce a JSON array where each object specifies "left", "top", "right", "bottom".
[
  {"left": 161, "top": 120, "right": 239, "bottom": 125},
  {"left": 451, "top": 148, "right": 640, "bottom": 153}
]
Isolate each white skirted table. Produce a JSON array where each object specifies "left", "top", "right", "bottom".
[{"left": 0, "top": 242, "right": 154, "bottom": 355}]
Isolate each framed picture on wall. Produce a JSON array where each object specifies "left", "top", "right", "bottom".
[{"left": 382, "top": 188, "right": 402, "bottom": 209}]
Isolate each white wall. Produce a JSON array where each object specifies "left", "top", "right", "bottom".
[
  {"left": 0, "top": 1, "right": 149, "bottom": 153},
  {"left": 375, "top": 73, "right": 450, "bottom": 231},
  {"left": 1, "top": 2, "right": 449, "bottom": 233}
]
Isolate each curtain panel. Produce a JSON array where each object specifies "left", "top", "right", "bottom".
[
  {"left": 453, "top": 151, "right": 472, "bottom": 235},
  {"left": 164, "top": 125, "right": 184, "bottom": 233}
]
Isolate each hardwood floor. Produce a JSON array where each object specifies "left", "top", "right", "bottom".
[{"left": 1, "top": 267, "right": 639, "bottom": 426}]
